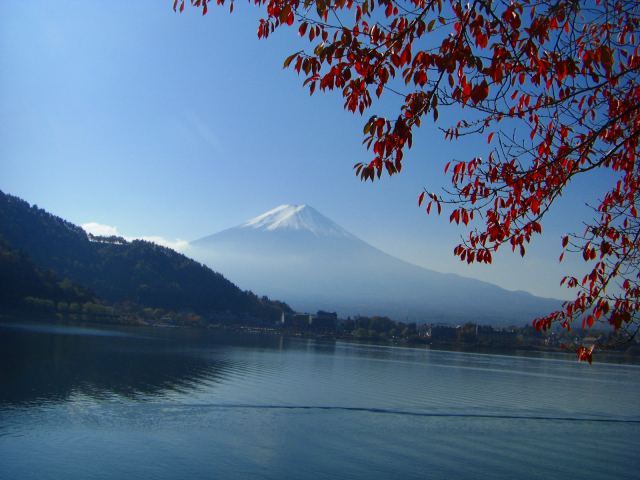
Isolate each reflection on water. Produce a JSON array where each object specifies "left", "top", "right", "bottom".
[
  {"left": 0, "top": 323, "right": 315, "bottom": 407},
  {"left": 0, "top": 324, "right": 232, "bottom": 405},
  {"left": 1, "top": 322, "right": 639, "bottom": 480}
]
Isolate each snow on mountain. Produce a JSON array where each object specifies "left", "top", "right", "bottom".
[
  {"left": 241, "top": 204, "right": 353, "bottom": 238},
  {"left": 188, "top": 204, "right": 561, "bottom": 325}
]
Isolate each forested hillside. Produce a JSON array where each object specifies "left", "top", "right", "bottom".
[{"left": 0, "top": 191, "right": 290, "bottom": 323}]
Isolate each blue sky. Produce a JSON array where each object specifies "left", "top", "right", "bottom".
[{"left": 0, "top": 1, "right": 610, "bottom": 299}]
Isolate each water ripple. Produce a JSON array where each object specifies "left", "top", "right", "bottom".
[{"left": 146, "top": 403, "right": 640, "bottom": 424}]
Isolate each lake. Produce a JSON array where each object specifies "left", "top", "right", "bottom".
[{"left": 0, "top": 322, "right": 639, "bottom": 479}]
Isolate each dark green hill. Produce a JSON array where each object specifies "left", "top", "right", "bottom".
[
  {"left": 0, "top": 237, "right": 93, "bottom": 309},
  {"left": 0, "top": 190, "right": 290, "bottom": 323}
]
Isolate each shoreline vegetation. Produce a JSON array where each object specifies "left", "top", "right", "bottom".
[{"left": 2, "top": 311, "right": 638, "bottom": 364}]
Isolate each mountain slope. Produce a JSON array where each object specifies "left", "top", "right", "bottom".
[
  {"left": 0, "top": 237, "right": 93, "bottom": 310},
  {"left": 0, "top": 191, "right": 289, "bottom": 322},
  {"left": 189, "top": 204, "right": 561, "bottom": 325}
]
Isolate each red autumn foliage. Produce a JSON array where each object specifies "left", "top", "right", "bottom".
[{"left": 177, "top": 0, "right": 640, "bottom": 362}]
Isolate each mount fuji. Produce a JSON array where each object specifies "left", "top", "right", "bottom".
[{"left": 188, "top": 204, "right": 560, "bottom": 325}]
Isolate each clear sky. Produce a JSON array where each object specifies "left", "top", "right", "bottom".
[{"left": 0, "top": 1, "right": 611, "bottom": 299}]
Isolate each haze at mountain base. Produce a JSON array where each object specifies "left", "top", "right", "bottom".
[{"left": 189, "top": 205, "right": 561, "bottom": 325}]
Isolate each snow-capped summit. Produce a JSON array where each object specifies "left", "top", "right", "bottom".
[
  {"left": 188, "top": 204, "right": 560, "bottom": 325},
  {"left": 240, "top": 204, "right": 353, "bottom": 238}
]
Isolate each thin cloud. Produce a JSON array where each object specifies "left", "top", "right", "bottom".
[
  {"left": 81, "top": 222, "right": 189, "bottom": 253},
  {"left": 81, "top": 222, "right": 119, "bottom": 237},
  {"left": 136, "top": 235, "right": 190, "bottom": 252},
  {"left": 187, "top": 111, "right": 222, "bottom": 152}
]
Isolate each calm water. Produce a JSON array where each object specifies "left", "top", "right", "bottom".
[{"left": 0, "top": 323, "right": 639, "bottom": 480}]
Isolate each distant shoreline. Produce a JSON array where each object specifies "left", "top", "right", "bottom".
[{"left": 2, "top": 316, "right": 639, "bottom": 365}]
